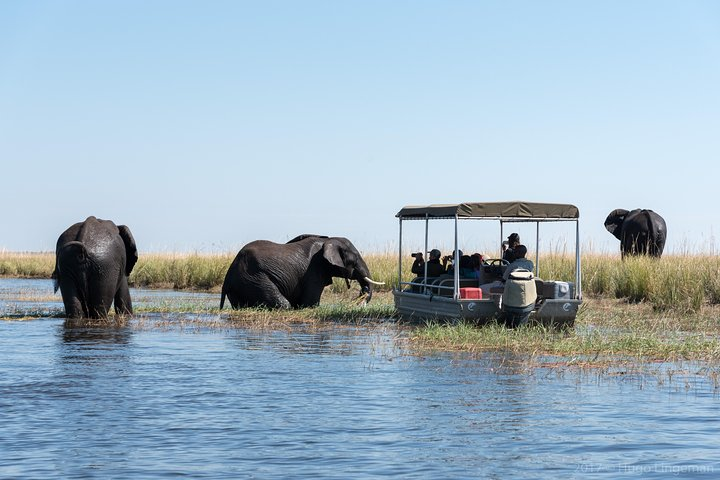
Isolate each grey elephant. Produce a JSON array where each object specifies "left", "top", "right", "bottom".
[
  {"left": 604, "top": 208, "right": 667, "bottom": 258},
  {"left": 53, "top": 216, "right": 138, "bottom": 318},
  {"left": 220, "top": 234, "right": 384, "bottom": 309}
]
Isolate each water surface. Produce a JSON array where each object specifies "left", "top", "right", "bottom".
[{"left": 1, "top": 279, "right": 719, "bottom": 478}]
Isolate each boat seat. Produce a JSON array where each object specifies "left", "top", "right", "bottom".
[{"left": 481, "top": 264, "right": 506, "bottom": 283}]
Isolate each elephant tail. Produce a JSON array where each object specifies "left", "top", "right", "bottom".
[{"left": 52, "top": 266, "right": 60, "bottom": 293}]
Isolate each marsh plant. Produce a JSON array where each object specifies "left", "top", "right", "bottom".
[
  {"left": 413, "top": 298, "right": 720, "bottom": 362},
  {"left": 4, "top": 251, "right": 720, "bottom": 313},
  {"left": 130, "top": 253, "right": 234, "bottom": 291},
  {"left": 0, "top": 251, "right": 54, "bottom": 277}
]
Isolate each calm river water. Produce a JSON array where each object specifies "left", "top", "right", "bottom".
[{"left": 1, "top": 279, "right": 719, "bottom": 478}]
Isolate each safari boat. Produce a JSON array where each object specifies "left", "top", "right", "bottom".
[{"left": 392, "top": 202, "right": 582, "bottom": 327}]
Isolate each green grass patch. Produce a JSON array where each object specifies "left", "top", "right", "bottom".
[{"left": 412, "top": 298, "right": 720, "bottom": 362}]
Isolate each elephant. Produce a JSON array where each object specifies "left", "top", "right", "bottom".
[
  {"left": 604, "top": 208, "right": 667, "bottom": 258},
  {"left": 52, "top": 216, "right": 138, "bottom": 319},
  {"left": 220, "top": 234, "right": 384, "bottom": 309}
]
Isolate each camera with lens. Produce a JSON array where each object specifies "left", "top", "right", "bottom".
[
  {"left": 410, "top": 252, "right": 422, "bottom": 258},
  {"left": 502, "top": 241, "right": 509, "bottom": 247}
]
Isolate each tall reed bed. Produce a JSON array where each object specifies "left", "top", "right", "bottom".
[
  {"left": 0, "top": 252, "right": 54, "bottom": 277},
  {"left": 524, "top": 253, "right": 720, "bottom": 313},
  {"left": 131, "top": 253, "right": 235, "bottom": 290},
  {"left": 3, "top": 251, "right": 720, "bottom": 313}
]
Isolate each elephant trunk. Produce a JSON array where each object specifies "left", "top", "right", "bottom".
[
  {"left": 355, "top": 276, "right": 385, "bottom": 305},
  {"left": 358, "top": 277, "right": 373, "bottom": 304}
]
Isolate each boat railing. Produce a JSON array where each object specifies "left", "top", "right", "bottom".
[{"left": 400, "top": 277, "right": 482, "bottom": 297}]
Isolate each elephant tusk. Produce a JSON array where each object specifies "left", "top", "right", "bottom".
[
  {"left": 345, "top": 278, "right": 351, "bottom": 289},
  {"left": 363, "top": 277, "right": 385, "bottom": 286}
]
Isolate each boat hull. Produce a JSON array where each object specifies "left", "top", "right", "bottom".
[{"left": 393, "top": 290, "right": 579, "bottom": 328}]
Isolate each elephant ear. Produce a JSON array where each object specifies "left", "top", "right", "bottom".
[
  {"left": 118, "top": 225, "right": 138, "bottom": 276},
  {"left": 321, "top": 240, "right": 345, "bottom": 269},
  {"left": 604, "top": 209, "right": 629, "bottom": 238}
]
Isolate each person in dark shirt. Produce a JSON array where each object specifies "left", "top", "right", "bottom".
[
  {"left": 502, "top": 233, "right": 520, "bottom": 262},
  {"left": 468, "top": 253, "right": 486, "bottom": 280},
  {"left": 411, "top": 249, "right": 446, "bottom": 278},
  {"left": 481, "top": 244, "right": 534, "bottom": 296},
  {"left": 457, "top": 255, "right": 475, "bottom": 278},
  {"left": 502, "top": 244, "right": 534, "bottom": 280}
]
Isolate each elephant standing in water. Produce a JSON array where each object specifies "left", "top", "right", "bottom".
[
  {"left": 220, "top": 234, "right": 384, "bottom": 309},
  {"left": 53, "top": 216, "right": 138, "bottom": 318},
  {"left": 604, "top": 208, "right": 667, "bottom": 258}
]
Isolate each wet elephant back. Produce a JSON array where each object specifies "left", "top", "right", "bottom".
[
  {"left": 242, "top": 240, "right": 314, "bottom": 287},
  {"left": 59, "top": 218, "right": 126, "bottom": 271}
]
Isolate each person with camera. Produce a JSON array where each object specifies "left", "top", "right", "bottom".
[
  {"left": 502, "top": 233, "right": 521, "bottom": 262},
  {"left": 411, "top": 249, "right": 446, "bottom": 278}
]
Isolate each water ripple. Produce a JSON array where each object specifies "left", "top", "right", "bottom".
[{"left": 1, "top": 280, "right": 720, "bottom": 478}]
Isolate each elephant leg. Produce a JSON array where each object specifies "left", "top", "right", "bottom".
[
  {"left": 226, "top": 280, "right": 292, "bottom": 309},
  {"left": 86, "top": 282, "right": 114, "bottom": 319},
  {"left": 58, "top": 280, "right": 85, "bottom": 319},
  {"left": 114, "top": 278, "right": 133, "bottom": 315},
  {"left": 260, "top": 287, "right": 292, "bottom": 309},
  {"left": 252, "top": 280, "right": 292, "bottom": 309},
  {"left": 225, "top": 291, "right": 240, "bottom": 309},
  {"left": 299, "top": 286, "right": 324, "bottom": 308}
]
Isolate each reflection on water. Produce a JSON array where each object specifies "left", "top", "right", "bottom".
[
  {"left": 1, "top": 279, "right": 719, "bottom": 478},
  {"left": 62, "top": 319, "right": 133, "bottom": 345},
  {"left": 0, "top": 277, "right": 218, "bottom": 317}
]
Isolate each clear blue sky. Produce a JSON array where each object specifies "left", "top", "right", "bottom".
[{"left": 1, "top": 1, "right": 719, "bottom": 254}]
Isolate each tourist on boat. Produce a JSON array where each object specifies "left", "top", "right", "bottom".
[
  {"left": 467, "top": 253, "right": 486, "bottom": 280},
  {"left": 502, "top": 245, "right": 534, "bottom": 280},
  {"left": 442, "top": 250, "right": 462, "bottom": 269},
  {"left": 444, "top": 251, "right": 476, "bottom": 278},
  {"left": 457, "top": 254, "right": 476, "bottom": 278},
  {"left": 479, "top": 245, "right": 534, "bottom": 295},
  {"left": 502, "top": 233, "right": 521, "bottom": 262},
  {"left": 411, "top": 249, "right": 446, "bottom": 278}
]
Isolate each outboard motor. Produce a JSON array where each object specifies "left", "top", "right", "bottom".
[{"left": 502, "top": 269, "right": 537, "bottom": 328}]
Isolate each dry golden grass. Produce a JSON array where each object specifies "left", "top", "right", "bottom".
[{"left": 4, "top": 251, "right": 720, "bottom": 314}]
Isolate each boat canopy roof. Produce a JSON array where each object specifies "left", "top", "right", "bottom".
[{"left": 396, "top": 201, "right": 579, "bottom": 220}]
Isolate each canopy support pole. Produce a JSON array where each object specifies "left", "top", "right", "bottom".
[
  {"left": 535, "top": 221, "right": 540, "bottom": 277},
  {"left": 576, "top": 219, "right": 582, "bottom": 300},
  {"left": 423, "top": 215, "right": 429, "bottom": 281},
  {"left": 454, "top": 215, "right": 459, "bottom": 300},
  {"left": 397, "top": 217, "right": 403, "bottom": 290}
]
